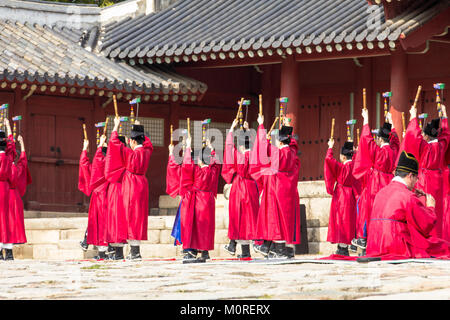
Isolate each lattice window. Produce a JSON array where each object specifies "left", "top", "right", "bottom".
[{"left": 106, "top": 116, "right": 165, "bottom": 147}]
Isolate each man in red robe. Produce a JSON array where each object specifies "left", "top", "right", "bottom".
[
  {"left": 367, "top": 151, "right": 450, "bottom": 259},
  {"left": 78, "top": 138, "right": 91, "bottom": 252},
  {"left": 3, "top": 134, "right": 31, "bottom": 261},
  {"left": 324, "top": 139, "right": 357, "bottom": 256},
  {"left": 0, "top": 127, "right": 11, "bottom": 261},
  {"left": 249, "top": 115, "right": 301, "bottom": 259},
  {"left": 401, "top": 105, "right": 450, "bottom": 238},
  {"left": 180, "top": 137, "right": 221, "bottom": 263},
  {"left": 352, "top": 110, "right": 399, "bottom": 255},
  {"left": 222, "top": 119, "right": 259, "bottom": 259},
  {"left": 85, "top": 135, "right": 110, "bottom": 260},
  {"left": 105, "top": 133, "right": 128, "bottom": 260},
  {"left": 109, "top": 118, "right": 153, "bottom": 260}
]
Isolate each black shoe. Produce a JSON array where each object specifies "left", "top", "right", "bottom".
[
  {"left": 112, "top": 247, "right": 124, "bottom": 260},
  {"left": 358, "top": 249, "right": 366, "bottom": 257},
  {"left": 183, "top": 250, "right": 198, "bottom": 262},
  {"left": 4, "top": 249, "right": 14, "bottom": 261},
  {"left": 224, "top": 240, "right": 237, "bottom": 256},
  {"left": 286, "top": 246, "right": 295, "bottom": 259},
  {"left": 254, "top": 240, "right": 272, "bottom": 257},
  {"left": 0, "top": 249, "right": 4, "bottom": 261},
  {"left": 94, "top": 251, "right": 107, "bottom": 260},
  {"left": 349, "top": 244, "right": 357, "bottom": 252},
  {"left": 335, "top": 245, "right": 350, "bottom": 256},
  {"left": 237, "top": 244, "right": 251, "bottom": 259},
  {"left": 127, "top": 246, "right": 142, "bottom": 260},
  {"left": 268, "top": 242, "right": 289, "bottom": 259},
  {"left": 351, "top": 238, "right": 367, "bottom": 250},
  {"left": 106, "top": 244, "right": 115, "bottom": 256},
  {"left": 201, "top": 250, "right": 210, "bottom": 260}
]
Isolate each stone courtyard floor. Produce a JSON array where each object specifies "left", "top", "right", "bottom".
[{"left": 0, "top": 255, "right": 449, "bottom": 301}]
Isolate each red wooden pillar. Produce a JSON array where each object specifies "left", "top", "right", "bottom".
[
  {"left": 390, "top": 47, "right": 409, "bottom": 141},
  {"left": 280, "top": 55, "right": 300, "bottom": 133}
]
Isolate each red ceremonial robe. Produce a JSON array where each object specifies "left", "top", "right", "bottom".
[
  {"left": 104, "top": 136, "right": 128, "bottom": 244},
  {"left": 179, "top": 147, "right": 220, "bottom": 251},
  {"left": 0, "top": 147, "right": 11, "bottom": 244},
  {"left": 400, "top": 117, "right": 450, "bottom": 238},
  {"left": 86, "top": 147, "right": 109, "bottom": 247},
  {"left": 78, "top": 150, "right": 92, "bottom": 197},
  {"left": 324, "top": 149, "right": 357, "bottom": 245},
  {"left": 6, "top": 148, "right": 30, "bottom": 244},
  {"left": 222, "top": 131, "right": 259, "bottom": 240},
  {"left": 249, "top": 124, "right": 301, "bottom": 244},
  {"left": 109, "top": 131, "right": 153, "bottom": 240},
  {"left": 353, "top": 124, "right": 399, "bottom": 239},
  {"left": 367, "top": 179, "right": 450, "bottom": 259}
]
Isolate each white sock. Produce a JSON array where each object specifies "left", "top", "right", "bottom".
[
  {"left": 3, "top": 243, "right": 13, "bottom": 250},
  {"left": 97, "top": 246, "right": 108, "bottom": 252},
  {"left": 110, "top": 243, "right": 125, "bottom": 247},
  {"left": 237, "top": 240, "right": 250, "bottom": 245},
  {"left": 285, "top": 244, "right": 295, "bottom": 249},
  {"left": 273, "top": 240, "right": 286, "bottom": 244}
]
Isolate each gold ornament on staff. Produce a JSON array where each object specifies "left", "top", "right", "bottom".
[
  {"left": 187, "top": 118, "right": 190, "bottom": 139},
  {"left": 356, "top": 128, "right": 360, "bottom": 147},
  {"left": 235, "top": 98, "right": 244, "bottom": 121},
  {"left": 170, "top": 124, "right": 173, "bottom": 146},
  {"left": 103, "top": 117, "right": 109, "bottom": 136},
  {"left": 13, "top": 122, "right": 16, "bottom": 140}
]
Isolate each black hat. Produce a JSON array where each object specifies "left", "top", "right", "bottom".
[
  {"left": 130, "top": 124, "right": 145, "bottom": 139},
  {"left": 0, "top": 130, "right": 5, "bottom": 148},
  {"left": 377, "top": 122, "right": 391, "bottom": 140},
  {"left": 199, "top": 146, "right": 212, "bottom": 165},
  {"left": 102, "top": 146, "right": 108, "bottom": 156},
  {"left": 118, "top": 135, "right": 126, "bottom": 145},
  {"left": 279, "top": 126, "right": 293, "bottom": 144},
  {"left": 396, "top": 151, "right": 419, "bottom": 175},
  {"left": 341, "top": 141, "right": 354, "bottom": 156},
  {"left": 424, "top": 118, "right": 440, "bottom": 138},
  {"left": 0, "top": 130, "right": 5, "bottom": 139}
]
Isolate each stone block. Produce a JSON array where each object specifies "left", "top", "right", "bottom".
[
  {"left": 307, "top": 198, "right": 331, "bottom": 227},
  {"left": 163, "top": 216, "right": 176, "bottom": 229},
  {"left": 32, "top": 244, "right": 59, "bottom": 259},
  {"left": 307, "top": 241, "right": 336, "bottom": 256},
  {"left": 148, "top": 216, "right": 166, "bottom": 230},
  {"left": 25, "top": 217, "right": 88, "bottom": 230},
  {"left": 307, "top": 227, "right": 329, "bottom": 243},
  {"left": 159, "top": 195, "right": 181, "bottom": 209},
  {"left": 214, "top": 229, "right": 229, "bottom": 244},
  {"left": 158, "top": 208, "right": 168, "bottom": 216},
  {"left": 60, "top": 229, "right": 85, "bottom": 241},
  {"left": 53, "top": 249, "right": 84, "bottom": 260},
  {"left": 159, "top": 229, "right": 173, "bottom": 244},
  {"left": 297, "top": 181, "right": 330, "bottom": 198},
  {"left": 26, "top": 230, "right": 61, "bottom": 244},
  {"left": 57, "top": 239, "right": 81, "bottom": 250},
  {"left": 147, "top": 229, "right": 161, "bottom": 244},
  {"left": 13, "top": 244, "right": 34, "bottom": 259}
]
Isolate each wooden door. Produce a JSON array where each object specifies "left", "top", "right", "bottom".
[{"left": 25, "top": 97, "right": 92, "bottom": 212}]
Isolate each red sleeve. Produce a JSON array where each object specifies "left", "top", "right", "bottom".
[
  {"left": 389, "top": 128, "right": 400, "bottom": 155},
  {"left": 406, "top": 196, "right": 437, "bottom": 249},
  {"left": 324, "top": 148, "right": 341, "bottom": 195},
  {"left": 5, "top": 134, "right": 16, "bottom": 162},
  {"left": 16, "top": 152, "right": 32, "bottom": 197},
  {"left": 221, "top": 131, "right": 237, "bottom": 184},
  {"left": 166, "top": 154, "right": 181, "bottom": 198},
  {"left": 438, "top": 118, "right": 450, "bottom": 163},
  {"left": 249, "top": 124, "right": 270, "bottom": 181},
  {"left": 78, "top": 150, "right": 91, "bottom": 196},
  {"left": 210, "top": 149, "right": 221, "bottom": 198},
  {"left": 353, "top": 123, "right": 376, "bottom": 180},
  {"left": 89, "top": 147, "right": 106, "bottom": 191},
  {"left": 180, "top": 147, "right": 194, "bottom": 196},
  {"left": 105, "top": 131, "right": 126, "bottom": 182}
]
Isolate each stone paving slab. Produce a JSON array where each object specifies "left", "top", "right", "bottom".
[{"left": 0, "top": 255, "right": 449, "bottom": 300}]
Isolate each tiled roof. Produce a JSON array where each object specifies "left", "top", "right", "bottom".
[
  {"left": 0, "top": 19, "right": 207, "bottom": 96},
  {"left": 99, "top": 0, "right": 449, "bottom": 64}
]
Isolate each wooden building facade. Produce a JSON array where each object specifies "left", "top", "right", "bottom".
[{"left": 1, "top": 0, "right": 449, "bottom": 212}]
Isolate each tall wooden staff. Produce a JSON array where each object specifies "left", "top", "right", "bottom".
[
  {"left": 103, "top": 117, "right": 109, "bottom": 136},
  {"left": 82, "top": 123, "right": 88, "bottom": 141},
  {"left": 363, "top": 88, "right": 367, "bottom": 110},
  {"left": 346, "top": 119, "right": 356, "bottom": 141},
  {"left": 412, "top": 85, "right": 422, "bottom": 110},
  {"left": 259, "top": 94, "right": 263, "bottom": 116},
  {"left": 330, "top": 118, "right": 335, "bottom": 140},
  {"left": 113, "top": 94, "right": 119, "bottom": 118},
  {"left": 187, "top": 118, "right": 191, "bottom": 139},
  {"left": 401, "top": 112, "right": 406, "bottom": 135},
  {"left": 170, "top": 124, "right": 173, "bottom": 146},
  {"left": 356, "top": 128, "right": 360, "bottom": 148},
  {"left": 235, "top": 98, "right": 244, "bottom": 122},
  {"left": 267, "top": 117, "right": 279, "bottom": 140}
]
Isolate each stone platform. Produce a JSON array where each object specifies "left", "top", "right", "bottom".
[{"left": 13, "top": 181, "right": 337, "bottom": 260}]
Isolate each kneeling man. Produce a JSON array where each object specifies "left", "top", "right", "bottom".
[{"left": 367, "top": 151, "right": 450, "bottom": 259}]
